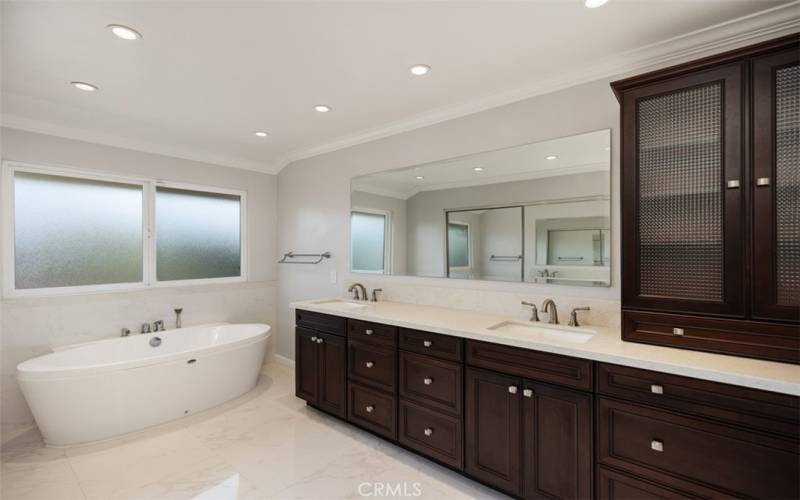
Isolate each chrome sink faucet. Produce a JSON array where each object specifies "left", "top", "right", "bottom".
[
  {"left": 541, "top": 298, "right": 559, "bottom": 324},
  {"left": 348, "top": 283, "right": 367, "bottom": 301},
  {"left": 521, "top": 301, "right": 540, "bottom": 322}
]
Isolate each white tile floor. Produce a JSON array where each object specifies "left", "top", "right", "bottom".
[{"left": 1, "top": 364, "right": 507, "bottom": 500}]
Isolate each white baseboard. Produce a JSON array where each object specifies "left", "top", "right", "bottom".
[{"left": 273, "top": 353, "right": 295, "bottom": 368}]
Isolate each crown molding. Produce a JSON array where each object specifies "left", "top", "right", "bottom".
[
  {"left": 275, "top": 2, "right": 800, "bottom": 172},
  {"left": 1, "top": 114, "right": 279, "bottom": 175}
]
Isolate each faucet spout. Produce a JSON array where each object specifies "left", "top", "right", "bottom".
[
  {"left": 347, "top": 283, "right": 368, "bottom": 301},
  {"left": 541, "top": 299, "right": 559, "bottom": 325}
]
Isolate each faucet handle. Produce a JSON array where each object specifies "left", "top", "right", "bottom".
[
  {"left": 521, "top": 301, "right": 540, "bottom": 322},
  {"left": 141, "top": 323, "right": 151, "bottom": 334},
  {"left": 371, "top": 288, "right": 383, "bottom": 302},
  {"left": 120, "top": 328, "right": 131, "bottom": 337},
  {"left": 153, "top": 320, "right": 165, "bottom": 332},
  {"left": 568, "top": 307, "right": 591, "bottom": 327}
]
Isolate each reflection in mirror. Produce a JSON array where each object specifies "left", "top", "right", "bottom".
[{"left": 350, "top": 129, "right": 611, "bottom": 287}]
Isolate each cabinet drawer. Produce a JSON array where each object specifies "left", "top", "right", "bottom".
[
  {"left": 466, "top": 340, "right": 592, "bottom": 391},
  {"left": 622, "top": 310, "right": 800, "bottom": 364},
  {"left": 399, "top": 328, "right": 463, "bottom": 362},
  {"left": 399, "top": 351, "right": 462, "bottom": 415},
  {"left": 399, "top": 399, "right": 463, "bottom": 470},
  {"left": 348, "top": 319, "right": 397, "bottom": 347},
  {"left": 597, "top": 397, "right": 800, "bottom": 499},
  {"left": 597, "top": 362, "right": 800, "bottom": 437},
  {"left": 348, "top": 382, "right": 396, "bottom": 440},
  {"left": 597, "top": 466, "right": 702, "bottom": 500},
  {"left": 348, "top": 341, "right": 396, "bottom": 392},
  {"left": 295, "top": 309, "right": 346, "bottom": 336}
]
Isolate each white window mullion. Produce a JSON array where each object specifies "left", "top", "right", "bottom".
[{"left": 143, "top": 181, "right": 156, "bottom": 286}]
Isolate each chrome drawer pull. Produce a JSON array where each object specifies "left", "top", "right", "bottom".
[
  {"left": 508, "top": 386, "right": 518, "bottom": 394},
  {"left": 316, "top": 338, "right": 323, "bottom": 344},
  {"left": 365, "top": 361, "right": 374, "bottom": 368},
  {"left": 523, "top": 389, "right": 533, "bottom": 398},
  {"left": 651, "top": 440, "right": 664, "bottom": 452},
  {"left": 423, "top": 340, "right": 433, "bottom": 348},
  {"left": 726, "top": 179, "right": 740, "bottom": 188},
  {"left": 423, "top": 377, "right": 433, "bottom": 385},
  {"left": 672, "top": 327, "right": 684, "bottom": 336},
  {"left": 365, "top": 329, "right": 374, "bottom": 336},
  {"left": 310, "top": 336, "right": 318, "bottom": 342},
  {"left": 651, "top": 384, "right": 664, "bottom": 394},
  {"left": 365, "top": 405, "right": 375, "bottom": 413},
  {"left": 423, "top": 428, "right": 434, "bottom": 437},
  {"left": 756, "top": 177, "right": 771, "bottom": 186}
]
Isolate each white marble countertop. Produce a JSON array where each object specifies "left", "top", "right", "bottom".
[{"left": 291, "top": 298, "right": 800, "bottom": 396}]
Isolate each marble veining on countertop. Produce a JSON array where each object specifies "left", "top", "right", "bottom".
[{"left": 291, "top": 298, "right": 800, "bottom": 396}]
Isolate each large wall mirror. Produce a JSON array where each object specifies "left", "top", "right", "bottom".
[{"left": 350, "top": 129, "right": 611, "bottom": 287}]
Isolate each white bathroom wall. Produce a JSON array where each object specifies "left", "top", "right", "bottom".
[
  {"left": 0, "top": 128, "right": 279, "bottom": 426},
  {"left": 277, "top": 77, "right": 621, "bottom": 360}
]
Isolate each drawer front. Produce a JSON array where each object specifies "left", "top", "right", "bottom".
[
  {"left": 348, "top": 319, "right": 397, "bottom": 347},
  {"left": 399, "top": 351, "right": 463, "bottom": 415},
  {"left": 597, "top": 466, "right": 702, "bottom": 500},
  {"left": 348, "top": 341, "right": 396, "bottom": 392},
  {"left": 295, "top": 309, "right": 346, "bottom": 336},
  {"left": 399, "top": 399, "right": 463, "bottom": 470},
  {"left": 597, "top": 362, "right": 800, "bottom": 437},
  {"left": 597, "top": 397, "right": 800, "bottom": 499},
  {"left": 399, "top": 328, "right": 463, "bottom": 362},
  {"left": 348, "top": 383, "right": 396, "bottom": 440},
  {"left": 466, "top": 340, "right": 592, "bottom": 391},
  {"left": 622, "top": 310, "right": 800, "bottom": 364}
]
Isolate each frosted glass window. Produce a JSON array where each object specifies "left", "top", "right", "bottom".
[
  {"left": 156, "top": 187, "right": 242, "bottom": 281},
  {"left": 448, "top": 223, "right": 470, "bottom": 268},
  {"left": 351, "top": 211, "right": 386, "bottom": 273},
  {"left": 13, "top": 172, "right": 143, "bottom": 289}
]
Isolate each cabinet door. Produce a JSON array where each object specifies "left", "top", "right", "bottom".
[
  {"left": 752, "top": 46, "right": 800, "bottom": 323},
  {"left": 295, "top": 327, "right": 319, "bottom": 405},
  {"left": 316, "top": 332, "right": 347, "bottom": 418},
  {"left": 522, "top": 382, "right": 592, "bottom": 500},
  {"left": 465, "top": 368, "right": 522, "bottom": 496},
  {"left": 621, "top": 63, "right": 744, "bottom": 316}
]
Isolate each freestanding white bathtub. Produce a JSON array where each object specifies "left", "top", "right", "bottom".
[{"left": 17, "top": 323, "right": 270, "bottom": 447}]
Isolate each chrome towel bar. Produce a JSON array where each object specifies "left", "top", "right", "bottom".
[{"left": 278, "top": 251, "right": 331, "bottom": 264}]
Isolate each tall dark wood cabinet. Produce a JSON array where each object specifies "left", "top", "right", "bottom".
[
  {"left": 612, "top": 35, "right": 800, "bottom": 363},
  {"left": 295, "top": 313, "right": 347, "bottom": 418}
]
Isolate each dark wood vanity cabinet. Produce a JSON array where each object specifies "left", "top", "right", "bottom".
[{"left": 612, "top": 35, "right": 800, "bottom": 363}]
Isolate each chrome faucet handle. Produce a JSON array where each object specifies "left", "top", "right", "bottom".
[
  {"left": 153, "top": 320, "right": 165, "bottom": 332},
  {"left": 141, "top": 323, "right": 151, "bottom": 334},
  {"left": 371, "top": 288, "right": 383, "bottom": 302},
  {"left": 352, "top": 288, "right": 361, "bottom": 300},
  {"left": 568, "top": 307, "right": 591, "bottom": 327},
  {"left": 120, "top": 328, "right": 131, "bottom": 337},
  {"left": 521, "top": 301, "right": 540, "bottom": 322},
  {"left": 174, "top": 308, "right": 183, "bottom": 329}
]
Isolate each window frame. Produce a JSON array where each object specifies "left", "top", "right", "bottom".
[
  {"left": 2, "top": 161, "right": 248, "bottom": 298},
  {"left": 350, "top": 206, "right": 392, "bottom": 275}
]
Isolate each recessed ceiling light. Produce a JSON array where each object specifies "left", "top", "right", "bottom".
[
  {"left": 545, "top": 155, "right": 558, "bottom": 160},
  {"left": 410, "top": 64, "right": 431, "bottom": 76},
  {"left": 473, "top": 167, "right": 484, "bottom": 172},
  {"left": 71, "top": 81, "right": 98, "bottom": 92},
  {"left": 254, "top": 131, "right": 269, "bottom": 137},
  {"left": 314, "top": 104, "right": 331, "bottom": 113},
  {"left": 584, "top": 0, "right": 609, "bottom": 8},
  {"left": 415, "top": 176, "right": 424, "bottom": 180},
  {"left": 107, "top": 24, "right": 142, "bottom": 40}
]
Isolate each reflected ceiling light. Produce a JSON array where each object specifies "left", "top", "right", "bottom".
[
  {"left": 409, "top": 64, "right": 431, "bottom": 76},
  {"left": 71, "top": 81, "right": 98, "bottom": 92},
  {"left": 107, "top": 24, "right": 142, "bottom": 40},
  {"left": 584, "top": 0, "right": 609, "bottom": 8},
  {"left": 473, "top": 167, "right": 484, "bottom": 172},
  {"left": 545, "top": 155, "right": 558, "bottom": 160},
  {"left": 415, "top": 175, "right": 424, "bottom": 180},
  {"left": 314, "top": 104, "right": 331, "bottom": 113},
  {"left": 254, "top": 131, "right": 269, "bottom": 137}
]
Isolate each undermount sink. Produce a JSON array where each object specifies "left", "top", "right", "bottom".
[
  {"left": 487, "top": 321, "right": 595, "bottom": 344},
  {"left": 312, "top": 299, "right": 369, "bottom": 311}
]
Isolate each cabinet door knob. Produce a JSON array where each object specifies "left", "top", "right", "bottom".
[
  {"left": 365, "top": 361, "right": 374, "bottom": 368},
  {"left": 672, "top": 327, "right": 684, "bottom": 336},
  {"left": 310, "top": 336, "right": 318, "bottom": 342},
  {"left": 523, "top": 389, "right": 533, "bottom": 398},
  {"left": 317, "top": 338, "right": 323, "bottom": 344},
  {"left": 508, "top": 386, "right": 518, "bottom": 394},
  {"left": 365, "top": 329, "right": 374, "bottom": 336},
  {"left": 651, "top": 440, "right": 664, "bottom": 452},
  {"left": 423, "top": 377, "right": 433, "bottom": 385},
  {"left": 365, "top": 405, "right": 375, "bottom": 413},
  {"left": 650, "top": 384, "right": 664, "bottom": 394},
  {"left": 423, "top": 340, "right": 433, "bottom": 348},
  {"left": 423, "top": 428, "right": 434, "bottom": 437}
]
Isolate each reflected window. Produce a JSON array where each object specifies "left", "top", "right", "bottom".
[
  {"left": 447, "top": 222, "right": 470, "bottom": 268},
  {"left": 351, "top": 210, "right": 389, "bottom": 274}
]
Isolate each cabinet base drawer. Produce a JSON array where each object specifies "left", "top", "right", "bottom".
[
  {"left": 348, "top": 382, "right": 397, "bottom": 440},
  {"left": 597, "top": 397, "right": 800, "bottom": 499},
  {"left": 597, "top": 466, "right": 702, "bottom": 500},
  {"left": 296, "top": 310, "right": 346, "bottom": 336},
  {"left": 399, "top": 328, "right": 463, "bottom": 362},
  {"left": 622, "top": 310, "right": 800, "bottom": 364},
  {"left": 348, "top": 340, "right": 396, "bottom": 392},
  {"left": 399, "top": 351, "right": 462, "bottom": 415},
  {"left": 399, "top": 399, "right": 463, "bottom": 470}
]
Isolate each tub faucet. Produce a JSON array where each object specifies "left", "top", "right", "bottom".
[
  {"left": 348, "top": 283, "right": 367, "bottom": 301},
  {"left": 141, "top": 323, "right": 151, "bottom": 334},
  {"left": 174, "top": 308, "right": 183, "bottom": 329},
  {"left": 541, "top": 298, "right": 559, "bottom": 324},
  {"left": 153, "top": 320, "right": 165, "bottom": 332},
  {"left": 120, "top": 328, "right": 131, "bottom": 337}
]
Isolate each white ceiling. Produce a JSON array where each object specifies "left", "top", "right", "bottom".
[
  {"left": 2, "top": 1, "right": 797, "bottom": 173},
  {"left": 353, "top": 129, "right": 610, "bottom": 199}
]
